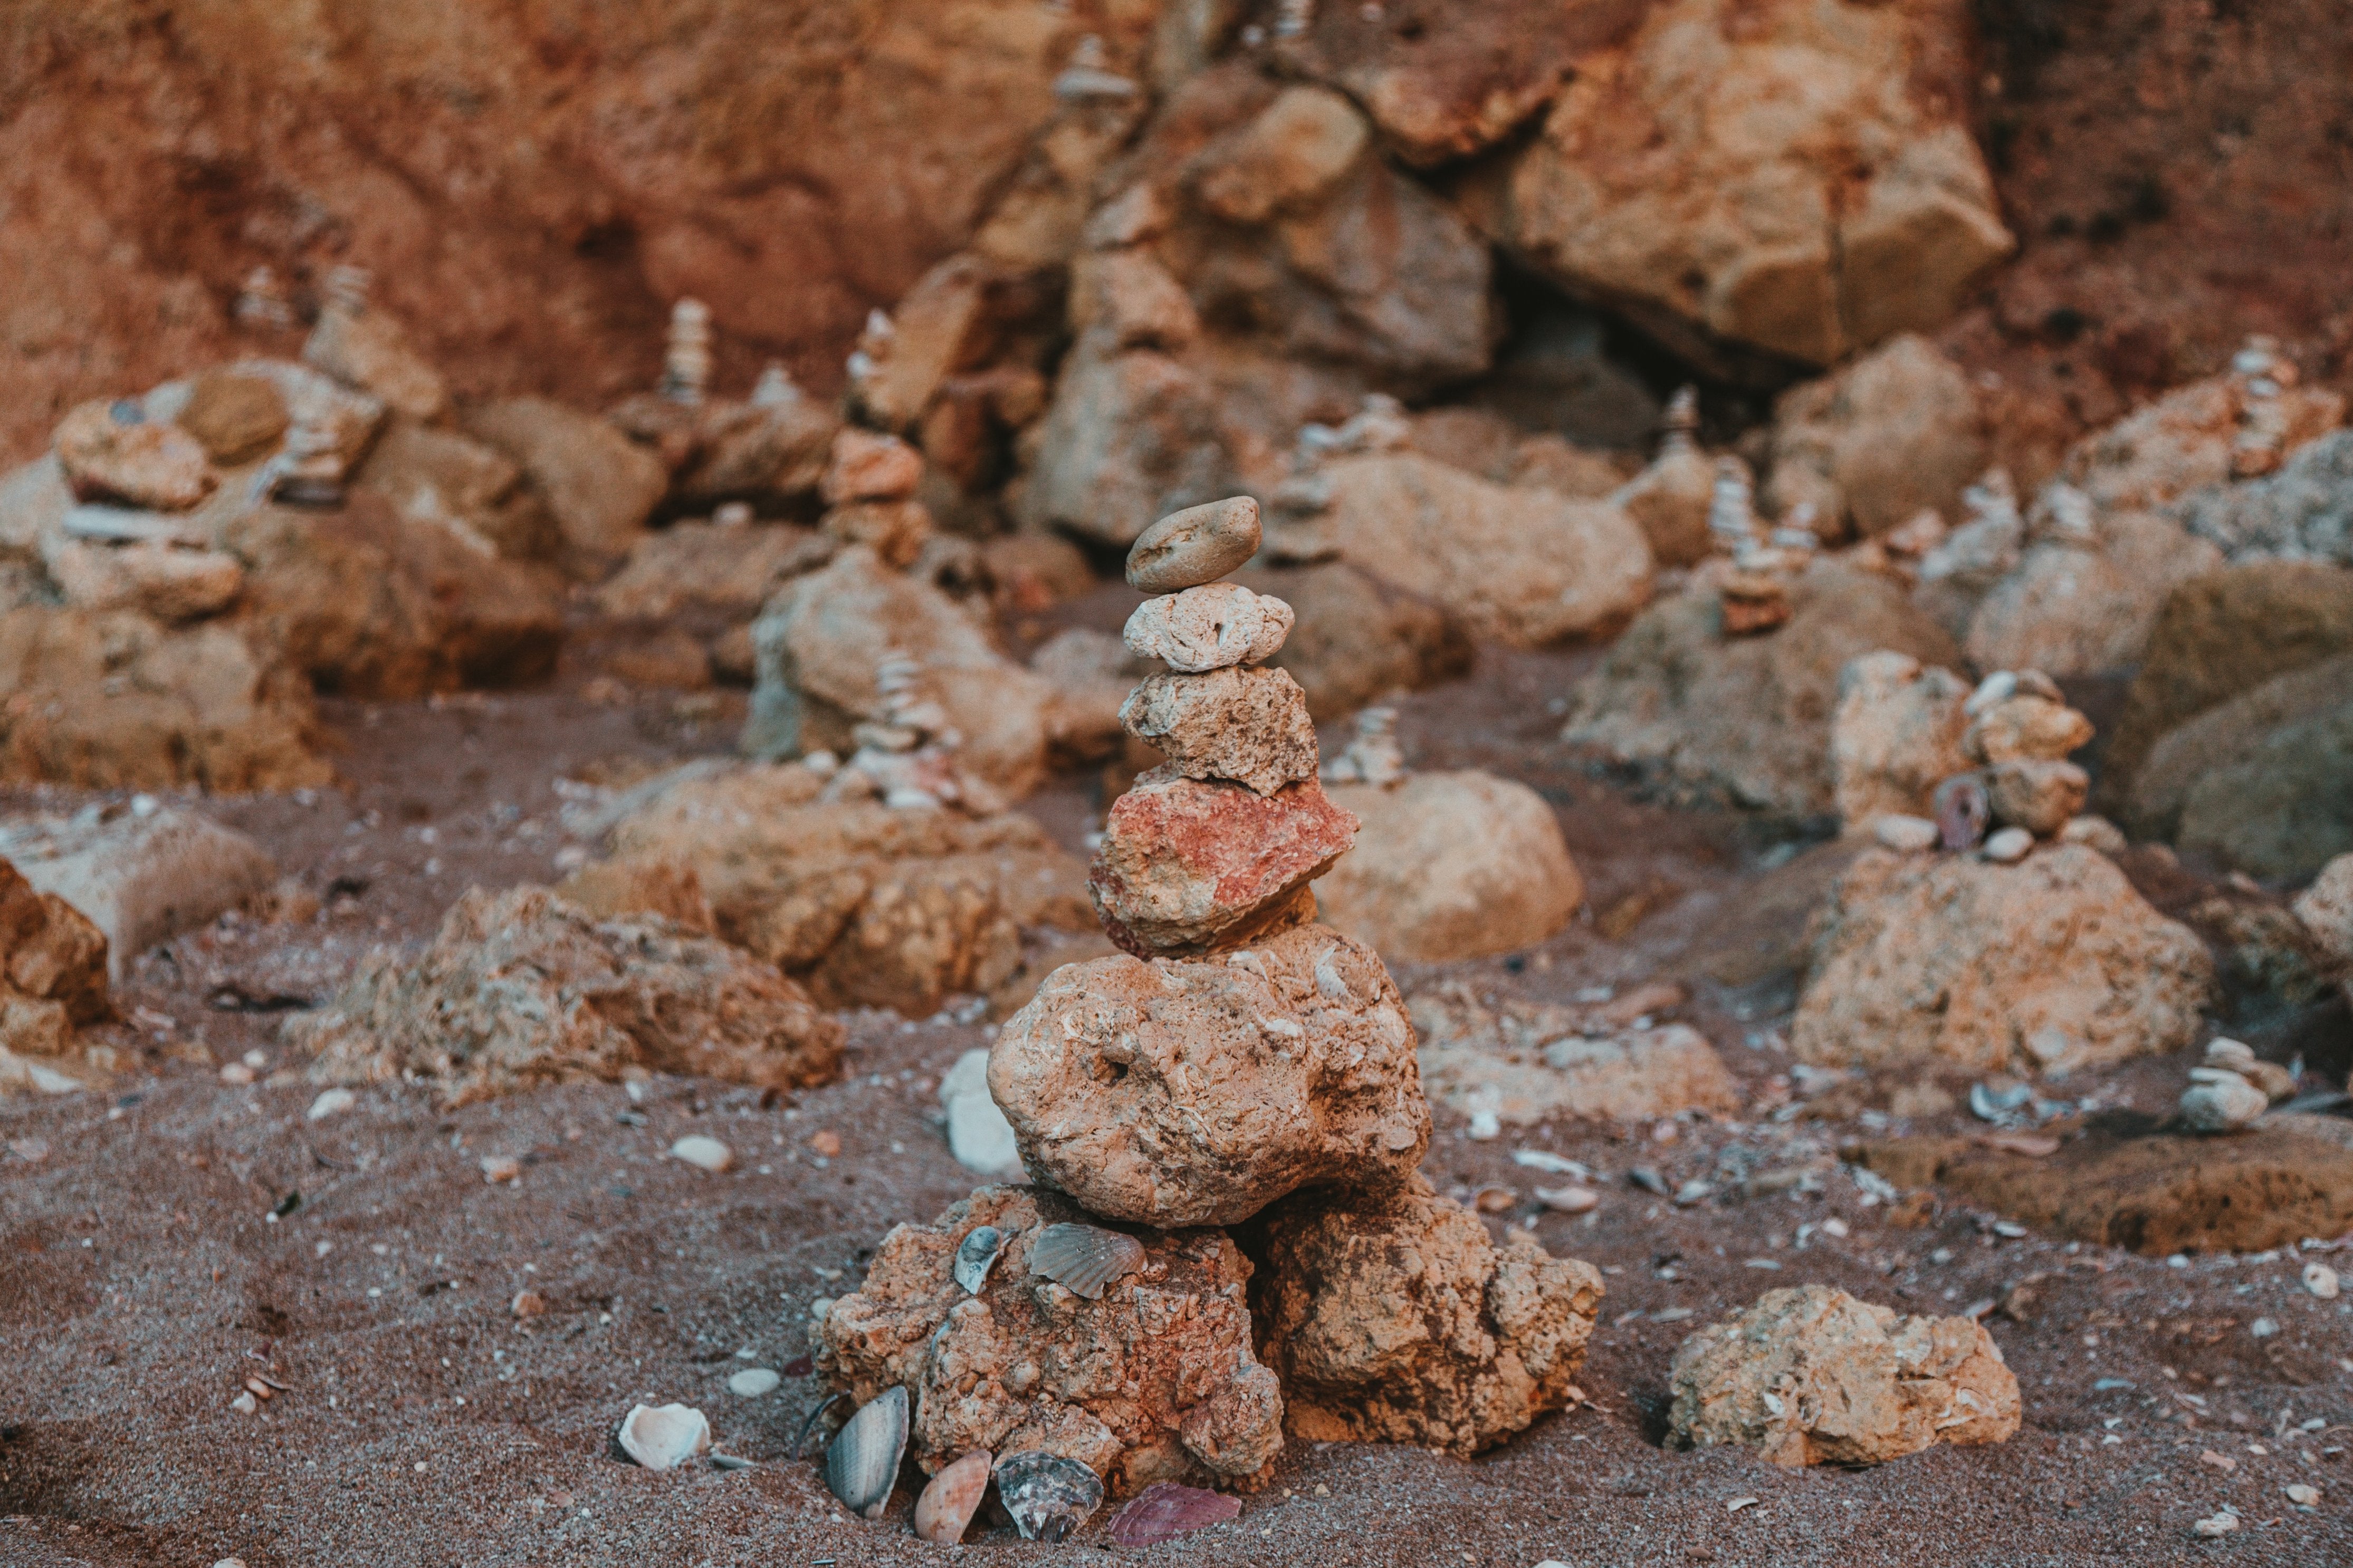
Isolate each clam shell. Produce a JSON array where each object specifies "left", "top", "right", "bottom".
[
  {"left": 825, "top": 1385, "right": 910, "bottom": 1520},
  {"left": 913, "top": 1448, "right": 992, "bottom": 1545},
  {"left": 1027, "top": 1223, "right": 1144, "bottom": 1300},
  {"left": 1106, "top": 1482, "right": 1242, "bottom": 1547},
  {"left": 617, "top": 1402, "right": 711, "bottom": 1471},
  {"left": 954, "top": 1226, "right": 1005, "bottom": 1295},
  {"left": 994, "top": 1449, "right": 1105, "bottom": 1542}
]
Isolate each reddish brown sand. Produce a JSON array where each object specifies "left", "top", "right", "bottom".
[{"left": 4, "top": 655, "right": 2351, "bottom": 1567}]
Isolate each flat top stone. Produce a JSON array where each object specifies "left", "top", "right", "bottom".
[{"left": 1126, "top": 496, "right": 1261, "bottom": 593}]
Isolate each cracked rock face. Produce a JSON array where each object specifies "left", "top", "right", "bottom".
[
  {"left": 1087, "top": 774, "right": 1357, "bottom": 958},
  {"left": 811, "top": 1185, "right": 1284, "bottom": 1494},
  {"left": 989, "top": 922, "right": 1429, "bottom": 1228},
  {"left": 1668, "top": 1284, "right": 2021, "bottom": 1467},
  {"left": 1251, "top": 1174, "right": 1605, "bottom": 1457}
]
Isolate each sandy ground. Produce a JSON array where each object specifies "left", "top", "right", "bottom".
[{"left": 4, "top": 653, "right": 2352, "bottom": 1567}]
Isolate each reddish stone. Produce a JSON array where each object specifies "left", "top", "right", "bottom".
[
  {"left": 820, "top": 428, "right": 923, "bottom": 505},
  {"left": 1088, "top": 773, "right": 1357, "bottom": 957}
]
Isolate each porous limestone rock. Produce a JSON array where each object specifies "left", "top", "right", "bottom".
[
  {"left": 1119, "top": 667, "right": 1318, "bottom": 797},
  {"left": 462, "top": 398, "right": 669, "bottom": 577},
  {"left": 1410, "top": 989, "right": 1738, "bottom": 1127},
  {"left": 1831, "top": 651, "right": 1972, "bottom": 830},
  {"left": 288, "top": 884, "right": 843, "bottom": 1106},
  {"left": 1964, "top": 508, "right": 2223, "bottom": 678},
  {"left": 1985, "top": 759, "right": 2088, "bottom": 839},
  {"left": 2060, "top": 368, "right": 2343, "bottom": 516},
  {"left": 1087, "top": 775, "right": 1357, "bottom": 958},
  {"left": 0, "top": 806, "right": 274, "bottom": 982},
  {"left": 1791, "top": 845, "right": 2214, "bottom": 1076},
  {"left": 0, "top": 854, "right": 110, "bottom": 1054},
  {"left": 1238, "top": 561, "right": 1473, "bottom": 722},
  {"left": 1962, "top": 691, "right": 2092, "bottom": 767},
  {"left": 1122, "top": 584, "right": 1294, "bottom": 673},
  {"left": 989, "top": 921, "right": 1429, "bottom": 1227},
  {"left": 1667, "top": 1285, "right": 2021, "bottom": 1467},
  {"left": 1764, "top": 335, "right": 1987, "bottom": 540},
  {"left": 1251, "top": 1174, "right": 1605, "bottom": 1457},
  {"left": 2293, "top": 854, "right": 2353, "bottom": 969},
  {"left": 812, "top": 1186, "right": 1283, "bottom": 1492},
  {"left": 53, "top": 400, "right": 216, "bottom": 512},
  {"left": 1315, "top": 771, "right": 1582, "bottom": 964}
]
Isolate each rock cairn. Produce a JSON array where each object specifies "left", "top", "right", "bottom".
[
  {"left": 810, "top": 494, "right": 1604, "bottom": 1536},
  {"left": 661, "top": 299, "right": 713, "bottom": 406}
]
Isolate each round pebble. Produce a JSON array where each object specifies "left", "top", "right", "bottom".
[
  {"left": 1982, "top": 826, "right": 2034, "bottom": 863},
  {"left": 728, "top": 1368, "right": 781, "bottom": 1397},
  {"left": 1125, "top": 496, "right": 1261, "bottom": 593},
  {"left": 669, "top": 1135, "right": 735, "bottom": 1173},
  {"left": 2305, "top": 1261, "right": 2341, "bottom": 1299}
]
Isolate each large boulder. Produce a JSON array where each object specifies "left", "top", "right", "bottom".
[
  {"left": 608, "top": 394, "right": 840, "bottom": 516},
  {"left": 287, "top": 884, "right": 843, "bottom": 1107},
  {"left": 1563, "top": 557, "right": 1959, "bottom": 818},
  {"left": 1012, "top": 331, "right": 1237, "bottom": 551},
  {"left": 989, "top": 921, "right": 1431, "bottom": 1228},
  {"left": 1791, "top": 844, "right": 2214, "bottom": 1076},
  {"left": 462, "top": 398, "right": 669, "bottom": 578},
  {"left": 1237, "top": 561, "right": 1474, "bottom": 723},
  {"left": 1251, "top": 1175, "right": 1605, "bottom": 1457},
  {"left": 1763, "top": 335, "right": 1987, "bottom": 539},
  {"left": 812, "top": 1185, "right": 1284, "bottom": 1493},
  {"left": 0, "top": 806, "right": 273, "bottom": 982},
  {"left": 1460, "top": 0, "right": 2012, "bottom": 369},
  {"left": 1829, "top": 651, "right": 1971, "bottom": 830},
  {"left": 1963, "top": 507, "right": 2223, "bottom": 678},
  {"left": 591, "top": 521, "right": 833, "bottom": 628},
  {"left": 2163, "top": 674, "right": 2353, "bottom": 882},
  {"left": 1316, "top": 771, "right": 1583, "bottom": 963}
]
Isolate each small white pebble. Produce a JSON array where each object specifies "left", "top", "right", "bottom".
[
  {"left": 481, "top": 1156, "right": 522, "bottom": 1184},
  {"left": 1466, "top": 1110, "right": 1500, "bottom": 1142},
  {"left": 2251, "top": 1317, "right": 2279, "bottom": 1338},
  {"left": 2305, "top": 1262, "right": 2340, "bottom": 1300},
  {"left": 1983, "top": 826, "right": 2033, "bottom": 863},
  {"left": 306, "top": 1088, "right": 356, "bottom": 1121},
  {"left": 1871, "top": 814, "right": 1939, "bottom": 852},
  {"left": 726, "top": 1368, "right": 781, "bottom": 1398},
  {"left": 2191, "top": 1509, "right": 2239, "bottom": 1538},
  {"left": 2285, "top": 1483, "right": 2321, "bottom": 1507},
  {"left": 1727, "top": 1496, "right": 1759, "bottom": 1513},
  {"left": 668, "top": 1135, "right": 734, "bottom": 1174}
]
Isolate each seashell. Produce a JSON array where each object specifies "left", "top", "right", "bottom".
[
  {"left": 994, "top": 1449, "right": 1105, "bottom": 1542},
  {"left": 1535, "top": 1185, "right": 1599, "bottom": 1214},
  {"left": 1106, "top": 1481, "right": 1242, "bottom": 1546},
  {"left": 954, "top": 1226, "right": 1006, "bottom": 1295},
  {"left": 1933, "top": 774, "right": 1990, "bottom": 852},
  {"left": 1027, "top": 1223, "right": 1145, "bottom": 1300},
  {"left": 1968, "top": 1079, "right": 2033, "bottom": 1122},
  {"left": 913, "top": 1448, "right": 992, "bottom": 1545},
  {"left": 617, "top": 1402, "right": 711, "bottom": 1471},
  {"left": 825, "top": 1384, "right": 910, "bottom": 1520}
]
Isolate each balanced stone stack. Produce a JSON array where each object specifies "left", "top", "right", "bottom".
[{"left": 810, "top": 496, "right": 1604, "bottom": 1539}]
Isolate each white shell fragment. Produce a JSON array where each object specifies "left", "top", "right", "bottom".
[
  {"left": 995, "top": 1448, "right": 1105, "bottom": 1542},
  {"left": 954, "top": 1226, "right": 1006, "bottom": 1295},
  {"left": 1535, "top": 1185, "right": 1600, "bottom": 1214},
  {"left": 618, "top": 1402, "right": 712, "bottom": 1471},
  {"left": 1122, "top": 583, "right": 1293, "bottom": 672},
  {"left": 826, "top": 1384, "right": 910, "bottom": 1519},
  {"left": 1027, "top": 1223, "right": 1145, "bottom": 1300},
  {"left": 668, "top": 1134, "right": 734, "bottom": 1173},
  {"left": 305, "top": 1088, "right": 356, "bottom": 1121},
  {"left": 728, "top": 1368, "right": 781, "bottom": 1397}
]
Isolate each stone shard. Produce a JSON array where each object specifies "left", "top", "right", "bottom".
[
  {"left": 1668, "top": 1285, "right": 2021, "bottom": 1467},
  {"left": 1122, "top": 584, "right": 1294, "bottom": 674},
  {"left": 1126, "top": 496, "right": 1262, "bottom": 594},
  {"left": 53, "top": 400, "right": 216, "bottom": 512},
  {"left": 1830, "top": 651, "right": 1973, "bottom": 831},
  {"left": 287, "top": 884, "right": 843, "bottom": 1106},
  {"left": 1251, "top": 1173, "right": 1605, "bottom": 1457},
  {"left": 812, "top": 1185, "right": 1284, "bottom": 1493},
  {"left": 1792, "top": 845, "right": 2214, "bottom": 1076},
  {"left": 1118, "top": 667, "right": 1318, "bottom": 797},
  {"left": 1088, "top": 775, "right": 1356, "bottom": 958},
  {"left": 989, "top": 921, "right": 1429, "bottom": 1228},
  {"left": 0, "top": 806, "right": 274, "bottom": 983}
]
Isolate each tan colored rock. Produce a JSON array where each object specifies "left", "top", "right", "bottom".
[
  {"left": 2127, "top": 653, "right": 2353, "bottom": 851},
  {"left": 1122, "top": 584, "right": 1293, "bottom": 674},
  {"left": 1125, "top": 496, "right": 1261, "bottom": 594},
  {"left": 288, "top": 884, "right": 842, "bottom": 1106},
  {"left": 46, "top": 542, "right": 244, "bottom": 624},
  {"left": 176, "top": 371, "right": 290, "bottom": 465},
  {"left": 1410, "top": 988, "right": 1738, "bottom": 1127},
  {"left": 1613, "top": 441, "right": 1717, "bottom": 568},
  {"left": 53, "top": 400, "right": 216, "bottom": 512},
  {"left": 1986, "top": 759, "right": 2088, "bottom": 838},
  {"left": 812, "top": 1186, "right": 1282, "bottom": 1492},
  {"left": 2059, "top": 369, "right": 2344, "bottom": 516},
  {"left": 1464, "top": 0, "right": 2013, "bottom": 368},
  {"left": 1764, "top": 335, "right": 1987, "bottom": 539},
  {"left": 1792, "top": 845, "right": 2214, "bottom": 1076},
  {"left": 1963, "top": 692, "right": 2093, "bottom": 766},
  {"left": 1025, "top": 628, "right": 1147, "bottom": 767},
  {"left": 1088, "top": 774, "right": 1356, "bottom": 958},
  {"left": 592, "top": 521, "right": 830, "bottom": 624},
  {"left": 822, "top": 428, "right": 924, "bottom": 506},
  {"left": 2293, "top": 854, "right": 2353, "bottom": 969},
  {"left": 1253, "top": 1174, "right": 1605, "bottom": 1457},
  {"left": 2177, "top": 428, "right": 2353, "bottom": 566},
  {"left": 303, "top": 301, "right": 449, "bottom": 422},
  {"left": 1239, "top": 561, "right": 1474, "bottom": 723},
  {"left": 989, "top": 921, "right": 1429, "bottom": 1227},
  {"left": 1964, "top": 509, "right": 2224, "bottom": 678},
  {"left": 1070, "top": 249, "right": 1201, "bottom": 354},
  {"left": 1316, "top": 771, "right": 1582, "bottom": 964},
  {"left": 219, "top": 359, "right": 387, "bottom": 483},
  {"left": 462, "top": 398, "right": 669, "bottom": 578},
  {"left": 1012, "top": 332, "right": 1236, "bottom": 551},
  {"left": 352, "top": 418, "right": 555, "bottom": 562},
  {"left": 1318, "top": 452, "right": 1653, "bottom": 647},
  {"left": 1668, "top": 1285, "right": 2021, "bottom": 1467},
  {"left": 611, "top": 393, "right": 841, "bottom": 514},
  {"left": 1, "top": 806, "right": 273, "bottom": 983},
  {"left": 821, "top": 500, "right": 935, "bottom": 571},
  {"left": 1831, "top": 651, "right": 1972, "bottom": 830},
  {"left": 1119, "top": 667, "right": 1317, "bottom": 797},
  {"left": 0, "top": 854, "right": 110, "bottom": 1044}
]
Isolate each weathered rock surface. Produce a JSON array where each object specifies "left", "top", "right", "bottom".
[
  {"left": 2175, "top": 429, "right": 2353, "bottom": 567},
  {"left": 1125, "top": 496, "right": 1260, "bottom": 594},
  {"left": 1119, "top": 667, "right": 1318, "bottom": 797},
  {"left": 1462, "top": 0, "right": 2013, "bottom": 368},
  {"left": 54, "top": 400, "right": 216, "bottom": 512},
  {"left": 0, "top": 853, "right": 110, "bottom": 1054},
  {"left": 592, "top": 521, "right": 830, "bottom": 626},
  {"left": 1764, "top": 336, "right": 1987, "bottom": 540},
  {"left": 1237, "top": 562, "right": 1473, "bottom": 723},
  {"left": 812, "top": 1186, "right": 1283, "bottom": 1492},
  {"left": 304, "top": 300, "right": 449, "bottom": 422},
  {"left": 1122, "top": 584, "right": 1294, "bottom": 674},
  {"left": 1668, "top": 1285, "right": 2021, "bottom": 1468},
  {"left": 1087, "top": 775, "right": 1357, "bottom": 958},
  {"left": 352, "top": 418, "right": 556, "bottom": 563},
  {"left": 1316, "top": 772, "right": 1582, "bottom": 964},
  {"left": 1410, "top": 989, "right": 1738, "bottom": 1127},
  {"left": 1792, "top": 845, "right": 2214, "bottom": 1075},
  {"left": 1012, "top": 332, "right": 1236, "bottom": 551},
  {"left": 1612, "top": 440, "right": 1717, "bottom": 567},
  {"left": 288, "top": 884, "right": 843, "bottom": 1105},
  {"left": 0, "top": 806, "right": 273, "bottom": 982},
  {"left": 45, "top": 541, "right": 245, "bottom": 624},
  {"left": 1985, "top": 759, "right": 2088, "bottom": 839},
  {"left": 462, "top": 398, "right": 668, "bottom": 577},
  {"left": 610, "top": 394, "right": 840, "bottom": 516},
  {"left": 1564, "top": 559, "right": 1959, "bottom": 817},
  {"left": 1964, "top": 509, "right": 2223, "bottom": 678},
  {"left": 1831, "top": 651, "right": 1972, "bottom": 830},
  {"left": 2127, "top": 653, "right": 2353, "bottom": 855},
  {"left": 2294, "top": 854, "right": 2353, "bottom": 969},
  {"left": 1317, "top": 453, "right": 1652, "bottom": 647},
  {"left": 1251, "top": 1174, "right": 1605, "bottom": 1457},
  {"left": 2060, "top": 370, "right": 2344, "bottom": 516},
  {"left": 989, "top": 921, "right": 1429, "bottom": 1228},
  {"left": 175, "top": 370, "right": 290, "bottom": 465}
]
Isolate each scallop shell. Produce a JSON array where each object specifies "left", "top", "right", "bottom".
[
  {"left": 994, "top": 1449, "right": 1105, "bottom": 1542},
  {"left": 913, "top": 1448, "right": 992, "bottom": 1545},
  {"left": 617, "top": 1402, "right": 711, "bottom": 1471},
  {"left": 954, "top": 1226, "right": 1005, "bottom": 1295},
  {"left": 825, "top": 1385, "right": 910, "bottom": 1519},
  {"left": 1026, "top": 1223, "right": 1144, "bottom": 1301},
  {"left": 1106, "top": 1482, "right": 1242, "bottom": 1547}
]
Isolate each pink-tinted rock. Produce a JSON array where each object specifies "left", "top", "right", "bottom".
[
  {"left": 821, "top": 428, "right": 924, "bottom": 505},
  {"left": 1089, "top": 774, "right": 1357, "bottom": 958}
]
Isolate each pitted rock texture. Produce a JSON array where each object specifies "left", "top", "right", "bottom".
[
  {"left": 2059, "top": 370, "right": 2344, "bottom": 516},
  {"left": 0, "top": 854, "right": 110, "bottom": 1057},
  {"left": 1088, "top": 775, "right": 1357, "bottom": 958},
  {"left": 811, "top": 1185, "right": 1283, "bottom": 1494},
  {"left": 1409, "top": 989, "right": 1738, "bottom": 1127},
  {"left": 1118, "top": 667, "right": 1318, "bottom": 798},
  {"left": 1668, "top": 1285, "right": 2021, "bottom": 1467},
  {"left": 1831, "top": 651, "right": 1972, "bottom": 830},
  {"left": 1251, "top": 1174, "right": 1605, "bottom": 1457},
  {"left": 1122, "top": 584, "right": 1294, "bottom": 674},
  {"left": 287, "top": 884, "right": 843, "bottom": 1107},
  {"left": 989, "top": 922, "right": 1429, "bottom": 1228},
  {"left": 1792, "top": 845, "right": 2214, "bottom": 1076}
]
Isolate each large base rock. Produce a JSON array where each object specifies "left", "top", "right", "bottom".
[
  {"left": 1251, "top": 1174, "right": 1604, "bottom": 1457},
  {"left": 990, "top": 922, "right": 1430, "bottom": 1228},
  {"left": 1668, "top": 1285, "right": 2020, "bottom": 1468},
  {"left": 812, "top": 1186, "right": 1283, "bottom": 1493},
  {"left": 1792, "top": 844, "right": 2214, "bottom": 1076},
  {"left": 0, "top": 806, "right": 272, "bottom": 981},
  {"left": 286, "top": 885, "right": 843, "bottom": 1106}
]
